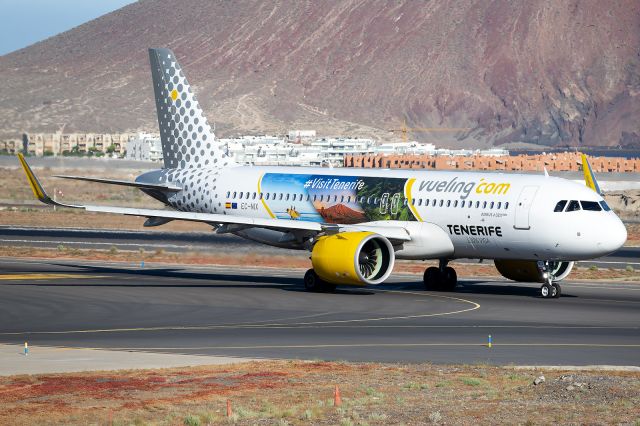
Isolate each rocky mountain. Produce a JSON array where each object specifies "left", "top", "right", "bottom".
[
  {"left": 1, "top": 0, "right": 638, "bottom": 148},
  {"left": 319, "top": 203, "right": 366, "bottom": 224}
]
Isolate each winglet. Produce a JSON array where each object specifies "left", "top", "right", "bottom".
[
  {"left": 17, "top": 153, "right": 76, "bottom": 208},
  {"left": 581, "top": 153, "right": 601, "bottom": 194}
]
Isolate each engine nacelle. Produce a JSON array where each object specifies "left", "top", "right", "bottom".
[
  {"left": 311, "top": 232, "right": 395, "bottom": 286},
  {"left": 494, "top": 260, "right": 574, "bottom": 283}
]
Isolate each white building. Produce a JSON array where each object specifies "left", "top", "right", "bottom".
[
  {"left": 126, "top": 133, "right": 163, "bottom": 162},
  {"left": 124, "top": 132, "right": 508, "bottom": 165}
]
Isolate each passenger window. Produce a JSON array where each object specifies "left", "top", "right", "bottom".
[
  {"left": 259, "top": 193, "right": 263, "bottom": 200},
  {"left": 239, "top": 192, "right": 243, "bottom": 199},
  {"left": 265, "top": 193, "right": 270, "bottom": 200},
  {"left": 341, "top": 195, "right": 345, "bottom": 203},
  {"left": 554, "top": 200, "right": 567, "bottom": 212},
  {"left": 599, "top": 201, "right": 611, "bottom": 211},
  {"left": 417, "top": 199, "right": 422, "bottom": 206},
  {"left": 581, "top": 201, "right": 602, "bottom": 211},
  {"left": 412, "top": 199, "right": 416, "bottom": 206},
  {"left": 432, "top": 199, "right": 436, "bottom": 206},
  {"left": 252, "top": 192, "right": 256, "bottom": 200},
  {"left": 439, "top": 200, "right": 444, "bottom": 207},
  {"left": 566, "top": 200, "right": 581, "bottom": 212},
  {"left": 497, "top": 202, "right": 501, "bottom": 209},
  {"left": 483, "top": 201, "right": 487, "bottom": 209},
  {"left": 505, "top": 202, "right": 509, "bottom": 209},
  {"left": 475, "top": 201, "right": 480, "bottom": 208},
  {"left": 226, "top": 191, "right": 231, "bottom": 198},
  {"left": 454, "top": 200, "right": 458, "bottom": 208},
  {"left": 279, "top": 193, "right": 283, "bottom": 200},
  {"left": 306, "top": 194, "right": 310, "bottom": 202},
  {"left": 490, "top": 201, "right": 494, "bottom": 209},
  {"left": 446, "top": 200, "right": 451, "bottom": 207},
  {"left": 245, "top": 192, "right": 250, "bottom": 199},
  {"left": 461, "top": 200, "right": 465, "bottom": 208},
  {"left": 285, "top": 194, "right": 290, "bottom": 201},
  {"left": 403, "top": 198, "right": 408, "bottom": 206}
]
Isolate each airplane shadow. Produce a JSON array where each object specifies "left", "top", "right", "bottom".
[
  {"left": 14, "top": 262, "right": 575, "bottom": 298},
  {"left": 390, "top": 280, "right": 578, "bottom": 298},
  {"left": 15, "top": 262, "right": 377, "bottom": 295}
]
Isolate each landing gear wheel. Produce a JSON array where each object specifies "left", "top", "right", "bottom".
[
  {"left": 304, "top": 269, "right": 321, "bottom": 292},
  {"left": 540, "top": 283, "right": 556, "bottom": 299},
  {"left": 441, "top": 267, "right": 458, "bottom": 292},
  {"left": 552, "top": 283, "right": 562, "bottom": 298},
  {"left": 303, "top": 269, "right": 336, "bottom": 292},
  {"left": 423, "top": 267, "right": 441, "bottom": 291}
]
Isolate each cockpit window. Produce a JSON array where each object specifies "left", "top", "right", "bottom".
[
  {"left": 599, "top": 201, "right": 611, "bottom": 211},
  {"left": 554, "top": 200, "right": 567, "bottom": 212},
  {"left": 581, "top": 201, "right": 602, "bottom": 211},
  {"left": 566, "top": 200, "right": 581, "bottom": 212}
]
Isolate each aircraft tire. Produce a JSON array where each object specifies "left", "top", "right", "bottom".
[
  {"left": 441, "top": 267, "right": 458, "bottom": 291},
  {"left": 552, "top": 283, "right": 562, "bottom": 298},
  {"left": 423, "top": 267, "right": 441, "bottom": 291},
  {"left": 540, "top": 283, "right": 556, "bottom": 299},
  {"left": 304, "top": 269, "right": 322, "bottom": 292}
]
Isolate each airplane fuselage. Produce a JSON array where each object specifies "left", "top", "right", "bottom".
[{"left": 139, "top": 166, "right": 627, "bottom": 262}]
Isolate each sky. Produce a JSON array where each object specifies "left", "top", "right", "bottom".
[{"left": 0, "top": 0, "right": 137, "bottom": 55}]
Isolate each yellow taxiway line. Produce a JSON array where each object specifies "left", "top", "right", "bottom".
[{"left": 0, "top": 273, "right": 104, "bottom": 281}]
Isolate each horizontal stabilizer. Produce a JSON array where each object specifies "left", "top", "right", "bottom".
[{"left": 53, "top": 175, "right": 182, "bottom": 192}]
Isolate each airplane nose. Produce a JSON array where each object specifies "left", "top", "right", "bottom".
[{"left": 597, "top": 217, "right": 627, "bottom": 255}]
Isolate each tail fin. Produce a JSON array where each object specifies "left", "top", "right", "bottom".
[
  {"left": 148, "top": 48, "right": 235, "bottom": 169},
  {"left": 581, "top": 153, "right": 602, "bottom": 194}
]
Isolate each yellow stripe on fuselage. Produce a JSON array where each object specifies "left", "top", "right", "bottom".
[
  {"left": 404, "top": 178, "right": 424, "bottom": 222},
  {"left": 257, "top": 174, "right": 275, "bottom": 219}
]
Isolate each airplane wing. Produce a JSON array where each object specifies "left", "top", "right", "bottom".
[
  {"left": 53, "top": 175, "right": 182, "bottom": 192},
  {"left": 17, "top": 154, "right": 411, "bottom": 242}
]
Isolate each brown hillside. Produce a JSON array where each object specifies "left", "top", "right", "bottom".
[
  {"left": 1, "top": 0, "right": 639, "bottom": 148},
  {"left": 320, "top": 203, "right": 366, "bottom": 224}
]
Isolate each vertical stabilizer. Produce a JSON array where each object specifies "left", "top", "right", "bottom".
[{"left": 148, "top": 48, "right": 235, "bottom": 169}]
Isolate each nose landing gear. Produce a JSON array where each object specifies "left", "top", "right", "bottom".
[
  {"left": 539, "top": 261, "right": 562, "bottom": 299},
  {"left": 423, "top": 259, "right": 457, "bottom": 291}
]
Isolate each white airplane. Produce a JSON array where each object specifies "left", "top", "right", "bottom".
[{"left": 18, "top": 48, "right": 627, "bottom": 298}]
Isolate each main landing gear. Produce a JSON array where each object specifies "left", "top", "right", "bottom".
[
  {"left": 423, "top": 259, "right": 457, "bottom": 292},
  {"left": 539, "top": 261, "right": 561, "bottom": 299},
  {"left": 304, "top": 269, "right": 337, "bottom": 292}
]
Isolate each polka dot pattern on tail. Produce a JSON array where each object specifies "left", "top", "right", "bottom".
[{"left": 148, "top": 48, "right": 236, "bottom": 170}]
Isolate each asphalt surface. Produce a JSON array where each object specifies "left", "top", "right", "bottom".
[
  {"left": 0, "top": 226, "right": 637, "bottom": 269},
  {"left": 0, "top": 258, "right": 638, "bottom": 366}
]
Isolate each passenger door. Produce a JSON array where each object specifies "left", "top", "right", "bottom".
[{"left": 514, "top": 186, "right": 539, "bottom": 230}]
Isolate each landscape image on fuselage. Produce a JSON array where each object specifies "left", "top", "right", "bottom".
[{"left": 261, "top": 173, "right": 416, "bottom": 223}]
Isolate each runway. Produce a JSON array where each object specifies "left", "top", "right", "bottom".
[
  {"left": 1, "top": 226, "right": 638, "bottom": 269},
  {"left": 0, "top": 258, "right": 638, "bottom": 366}
]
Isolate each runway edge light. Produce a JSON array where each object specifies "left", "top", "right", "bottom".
[{"left": 488, "top": 335, "right": 492, "bottom": 349}]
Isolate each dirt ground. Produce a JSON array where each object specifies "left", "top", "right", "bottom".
[{"left": 1, "top": 361, "right": 638, "bottom": 425}]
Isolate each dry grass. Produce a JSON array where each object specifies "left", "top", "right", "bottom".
[{"left": 0, "top": 361, "right": 638, "bottom": 425}]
